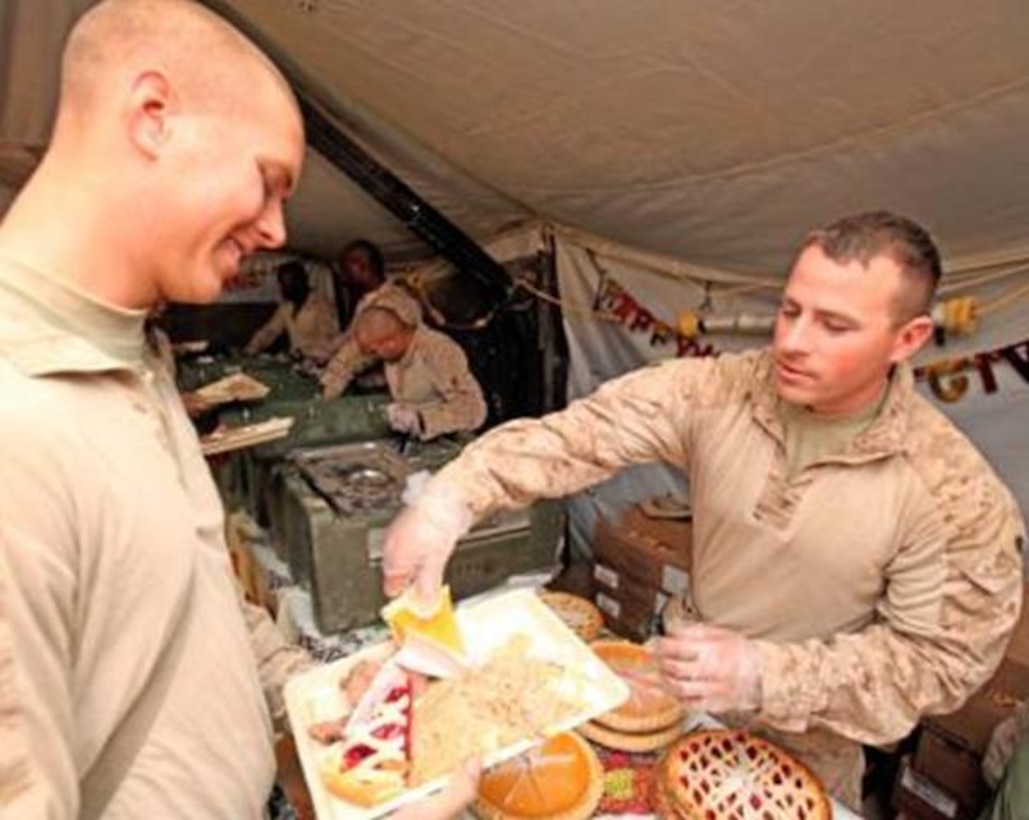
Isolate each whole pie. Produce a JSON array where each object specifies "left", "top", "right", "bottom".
[
  {"left": 591, "top": 640, "right": 683, "bottom": 733},
  {"left": 579, "top": 716, "right": 683, "bottom": 753},
  {"left": 474, "top": 732, "right": 603, "bottom": 820},
  {"left": 539, "top": 591, "right": 604, "bottom": 643},
  {"left": 659, "top": 730, "right": 831, "bottom": 820}
]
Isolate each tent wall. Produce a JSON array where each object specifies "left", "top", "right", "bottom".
[{"left": 545, "top": 226, "right": 1029, "bottom": 561}]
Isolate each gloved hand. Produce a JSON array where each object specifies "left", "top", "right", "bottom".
[
  {"left": 386, "top": 403, "right": 423, "bottom": 436},
  {"left": 391, "top": 757, "right": 481, "bottom": 820},
  {"left": 380, "top": 467, "right": 471, "bottom": 600},
  {"left": 982, "top": 701, "right": 1029, "bottom": 788},
  {"left": 381, "top": 471, "right": 473, "bottom": 603},
  {"left": 653, "top": 623, "right": 762, "bottom": 714}
]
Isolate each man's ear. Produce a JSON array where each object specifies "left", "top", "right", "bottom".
[
  {"left": 890, "top": 314, "right": 934, "bottom": 364},
  {"left": 126, "top": 70, "right": 175, "bottom": 158}
]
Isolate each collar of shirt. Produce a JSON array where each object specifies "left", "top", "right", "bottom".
[
  {"left": 748, "top": 348, "right": 915, "bottom": 461},
  {"left": 0, "top": 261, "right": 148, "bottom": 376}
]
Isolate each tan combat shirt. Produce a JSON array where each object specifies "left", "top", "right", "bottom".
[
  {"left": 0, "top": 264, "right": 312, "bottom": 818},
  {"left": 245, "top": 291, "right": 339, "bottom": 358},
  {"left": 384, "top": 324, "right": 487, "bottom": 440},
  {"left": 319, "top": 282, "right": 423, "bottom": 397},
  {"left": 432, "top": 349, "right": 1025, "bottom": 805}
]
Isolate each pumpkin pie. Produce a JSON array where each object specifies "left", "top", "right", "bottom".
[
  {"left": 590, "top": 640, "right": 683, "bottom": 733},
  {"left": 475, "top": 732, "right": 603, "bottom": 820}
]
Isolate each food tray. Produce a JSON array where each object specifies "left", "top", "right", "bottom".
[
  {"left": 193, "top": 371, "right": 271, "bottom": 405},
  {"left": 199, "top": 416, "right": 294, "bottom": 455},
  {"left": 284, "top": 588, "right": 630, "bottom": 819}
]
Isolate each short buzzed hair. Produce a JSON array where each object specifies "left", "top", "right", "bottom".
[
  {"left": 59, "top": 0, "right": 291, "bottom": 119},
  {"left": 801, "top": 211, "right": 942, "bottom": 322},
  {"left": 354, "top": 305, "right": 412, "bottom": 343}
]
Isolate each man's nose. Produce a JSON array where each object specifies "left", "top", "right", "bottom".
[
  {"left": 256, "top": 201, "right": 288, "bottom": 249},
  {"left": 779, "top": 315, "right": 812, "bottom": 353}
]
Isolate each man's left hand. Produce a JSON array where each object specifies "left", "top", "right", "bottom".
[
  {"left": 653, "top": 623, "right": 762, "bottom": 714},
  {"left": 387, "top": 403, "right": 422, "bottom": 435},
  {"left": 390, "top": 757, "right": 481, "bottom": 820}
]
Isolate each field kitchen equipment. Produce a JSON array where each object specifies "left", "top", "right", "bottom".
[{"left": 269, "top": 438, "right": 563, "bottom": 633}]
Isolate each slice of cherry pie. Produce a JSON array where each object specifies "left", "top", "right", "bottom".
[
  {"left": 659, "top": 730, "right": 830, "bottom": 820},
  {"left": 320, "top": 666, "right": 413, "bottom": 807}
]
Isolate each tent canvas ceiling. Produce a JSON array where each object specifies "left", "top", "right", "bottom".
[{"left": 4, "top": 1, "right": 1029, "bottom": 276}]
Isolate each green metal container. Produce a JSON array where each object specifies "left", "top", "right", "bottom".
[{"left": 270, "top": 440, "right": 564, "bottom": 634}]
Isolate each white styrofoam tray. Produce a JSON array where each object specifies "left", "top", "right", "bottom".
[{"left": 285, "top": 588, "right": 631, "bottom": 819}]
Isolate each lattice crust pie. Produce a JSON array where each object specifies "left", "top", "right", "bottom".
[{"left": 659, "top": 730, "right": 831, "bottom": 820}]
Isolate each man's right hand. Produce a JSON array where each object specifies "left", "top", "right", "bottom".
[{"left": 381, "top": 475, "right": 473, "bottom": 602}]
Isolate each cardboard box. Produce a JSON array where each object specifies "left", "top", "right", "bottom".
[
  {"left": 593, "top": 563, "right": 667, "bottom": 641},
  {"left": 913, "top": 729, "right": 988, "bottom": 815},
  {"left": 892, "top": 756, "right": 974, "bottom": 820},
  {"left": 924, "top": 583, "right": 1029, "bottom": 755},
  {"left": 591, "top": 501, "right": 693, "bottom": 640},
  {"left": 592, "top": 503, "right": 692, "bottom": 595}
]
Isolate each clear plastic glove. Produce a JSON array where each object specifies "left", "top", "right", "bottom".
[
  {"left": 390, "top": 758, "right": 481, "bottom": 820},
  {"left": 653, "top": 623, "right": 762, "bottom": 714},
  {"left": 386, "top": 403, "right": 423, "bottom": 436},
  {"left": 381, "top": 471, "right": 473, "bottom": 602},
  {"left": 983, "top": 701, "right": 1029, "bottom": 788}
]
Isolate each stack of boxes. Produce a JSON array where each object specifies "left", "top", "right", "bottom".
[
  {"left": 591, "top": 503, "right": 693, "bottom": 640},
  {"left": 893, "top": 583, "right": 1029, "bottom": 819},
  {"left": 591, "top": 503, "right": 1028, "bottom": 820}
]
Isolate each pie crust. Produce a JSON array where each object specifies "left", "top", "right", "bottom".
[
  {"left": 319, "top": 672, "right": 412, "bottom": 807},
  {"left": 579, "top": 717, "right": 684, "bottom": 753},
  {"left": 659, "top": 730, "right": 831, "bottom": 820},
  {"left": 590, "top": 640, "right": 683, "bottom": 733},
  {"left": 474, "top": 732, "right": 603, "bottom": 820},
  {"left": 539, "top": 591, "right": 604, "bottom": 643}
]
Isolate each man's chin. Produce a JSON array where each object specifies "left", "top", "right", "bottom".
[
  {"left": 774, "top": 379, "right": 816, "bottom": 406},
  {"left": 168, "top": 276, "right": 226, "bottom": 306}
]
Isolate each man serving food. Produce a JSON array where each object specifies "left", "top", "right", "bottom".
[{"left": 379, "top": 211, "right": 1025, "bottom": 809}]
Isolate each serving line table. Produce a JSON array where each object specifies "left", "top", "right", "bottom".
[{"left": 228, "top": 521, "right": 862, "bottom": 819}]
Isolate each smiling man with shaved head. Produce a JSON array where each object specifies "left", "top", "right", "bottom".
[{"left": 0, "top": 2, "right": 476, "bottom": 818}]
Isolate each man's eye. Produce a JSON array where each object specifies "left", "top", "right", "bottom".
[
  {"left": 824, "top": 322, "right": 850, "bottom": 334},
  {"left": 779, "top": 304, "right": 799, "bottom": 317}
]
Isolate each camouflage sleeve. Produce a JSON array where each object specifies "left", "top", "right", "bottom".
[
  {"left": 319, "top": 335, "right": 376, "bottom": 399},
  {"left": 244, "top": 304, "right": 287, "bottom": 355},
  {"left": 417, "top": 337, "right": 487, "bottom": 439},
  {"left": 756, "top": 485, "right": 1024, "bottom": 745},
  {"left": 432, "top": 357, "right": 714, "bottom": 519},
  {"left": 240, "top": 595, "right": 316, "bottom": 731}
]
